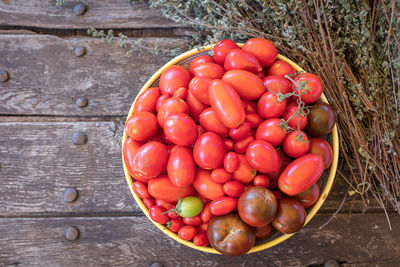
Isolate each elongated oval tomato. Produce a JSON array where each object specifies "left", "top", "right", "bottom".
[
  {"left": 133, "top": 141, "right": 169, "bottom": 179},
  {"left": 209, "top": 80, "right": 245, "bottom": 128},
  {"left": 282, "top": 131, "right": 310, "bottom": 158},
  {"left": 222, "top": 70, "right": 266, "bottom": 100},
  {"left": 223, "top": 181, "right": 244, "bottom": 198},
  {"left": 188, "top": 77, "right": 212, "bottom": 105},
  {"left": 309, "top": 138, "right": 333, "bottom": 169},
  {"left": 148, "top": 175, "right": 195, "bottom": 203},
  {"left": 194, "top": 63, "right": 225, "bottom": 79},
  {"left": 245, "top": 112, "right": 263, "bottom": 128},
  {"left": 183, "top": 215, "right": 203, "bottom": 226},
  {"left": 193, "top": 169, "right": 225, "bottom": 200},
  {"left": 178, "top": 225, "right": 197, "bottom": 241},
  {"left": 132, "top": 181, "right": 150, "bottom": 199},
  {"left": 278, "top": 154, "right": 324, "bottom": 196},
  {"left": 123, "top": 138, "right": 143, "bottom": 178},
  {"left": 292, "top": 73, "right": 323, "bottom": 104},
  {"left": 186, "top": 90, "right": 206, "bottom": 123},
  {"left": 233, "top": 154, "right": 257, "bottom": 184},
  {"left": 242, "top": 38, "right": 279, "bottom": 67},
  {"left": 210, "top": 197, "right": 238, "bottom": 215},
  {"left": 213, "top": 39, "right": 239, "bottom": 65},
  {"left": 224, "top": 152, "right": 239, "bottom": 173},
  {"left": 211, "top": 168, "right": 232, "bottom": 184},
  {"left": 167, "top": 146, "right": 196, "bottom": 187},
  {"left": 223, "top": 139, "right": 234, "bottom": 152},
  {"left": 159, "top": 65, "right": 192, "bottom": 95},
  {"left": 245, "top": 140, "right": 280, "bottom": 174},
  {"left": 233, "top": 135, "right": 255, "bottom": 154},
  {"left": 224, "top": 49, "right": 262, "bottom": 74},
  {"left": 149, "top": 205, "right": 169, "bottom": 224},
  {"left": 125, "top": 112, "right": 158, "bottom": 141},
  {"left": 257, "top": 91, "right": 287, "bottom": 119},
  {"left": 267, "top": 60, "right": 295, "bottom": 77},
  {"left": 229, "top": 121, "right": 251, "bottom": 140},
  {"left": 256, "top": 118, "right": 287, "bottom": 146},
  {"left": 253, "top": 174, "right": 270, "bottom": 188},
  {"left": 263, "top": 75, "right": 292, "bottom": 94},
  {"left": 267, "top": 149, "right": 292, "bottom": 188},
  {"left": 134, "top": 87, "right": 160, "bottom": 113},
  {"left": 193, "top": 132, "right": 226, "bottom": 170},
  {"left": 193, "top": 232, "right": 209, "bottom": 247},
  {"left": 189, "top": 55, "right": 214, "bottom": 74},
  {"left": 201, "top": 203, "right": 213, "bottom": 223},
  {"left": 163, "top": 113, "right": 197, "bottom": 146},
  {"left": 156, "top": 94, "right": 170, "bottom": 112},
  {"left": 199, "top": 108, "right": 229, "bottom": 138},
  {"left": 173, "top": 87, "right": 187, "bottom": 100},
  {"left": 157, "top": 98, "right": 189, "bottom": 127}
]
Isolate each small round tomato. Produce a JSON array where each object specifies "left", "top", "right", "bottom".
[
  {"left": 183, "top": 215, "right": 203, "bottom": 226},
  {"left": 272, "top": 198, "right": 306, "bottom": 234},
  {"left": 159, "top": 65, "right": 192, "bottom": 95},
  {"left": 292, "top": 73, "right": 323, "bottom": 104},
  {"left": 189, "top": 55, "right": 214, "bottom": 74},
  {"left": 253, "top": 174, "right": 270, "bottom": 188},
  {"left": 200, "top": 203, "right": 212, "bottom": 223},
  {"left": 193, "top": 169, "right": 225, "bottom": 200},
  {"left": 173, "top": 87, "right": 187, "bottom": 100},
  {"left": 213, "top": 39, "right": 239, "bottom": 65},
  {"left": 233, "top": 154, "right": 257, "bottom": 184},
  {"left": 234, "top": 135, "right": 255, "bottom": 154},
  {"left": 186, "top": 90, "right": 206, "bottom": 123},
  {"left": 224, "top": 152, "right": 240, "bottom": 173},
  {"left": 156, "top": 94, "right": 170, "bottom": 112},
  {"left": 148, "top": 175, "right": 195, "bottom": 203},
  {"left": 167, "top": 146, "right": 196, "bottom": 187},
  {"left": 245, "top": 112, "right": 263, "bottom": 128},
  {"left": 267, "top": 149, "right": 292, "bottom": 188},
  {"left": 211, "top": 168, "right": 232, "bottom": 183},
  {"left": 132, "top": 141, "right": 168, "bottom": 179},
  {"left": 267, "top": 60, "right": 295, "bottom": 77},
  {"left": 125, "top": 112, "right": 158, "bottom": 141},
  {"left": 256, "top": 118, "right": 287, "bottom": 146},
  {"left": 132, "top": 181, "right": 150, "bottom": 199},
  {"left": 193, "top": 232, "right": 209, "bottom": 247},
  {"left": 143, "top": 197, "right": 155, "bottom": 209},
  {"left": 223, "top": 139, "right": 234, "bottom": 151},
  {"left": 306, "top": 102, "right": 336, "bottom": 136},
  {"left": 194, "top": 62, "right": 225, "bottom": 79},
  {"left": 238, "top": 187, "right": 277, "bottom": 227},
  {"left": 163, "top": 113, "right": 197, "bottom": 146},
  {"left": 167, "top": 207, "right": 180, "bottom": 219},
  {"left": 294, "top": 183, "right": 320, "bottom": 208},
  {"left": 223, "top": 181, "right": 244, "bottom": 198},
  {"left": 224, "top": 49, "right": 262, "bottom": 74},
  {"left": 282, "top": 106, "right": 308, "bottom": 130},
  {"left": 245, "top": 140, "right": 279, "bottom": 174},
  {"left": 193, "top": 132, "right": 225, "bottom": 170},
  {"left": 263, "top": 75, "right": 292, "bottom": 94},
  {"left": 254, "top": 223, "right": 274, "bottom": 240},
  {"left": 309, "top": 137, "right": 333, "bottom": 169},
  {"left": 230, "top": 121, "right": 251, "bottom": 140},
  {"left": 157, "top": 98, "right": 189, "bottom": 127},
  {"left": 282, "top": 130, "right": 310, "bottom": 158},
  {"left": 199, "top": 108, "right": 229, "bottom": 138},
  {"left": 134, "top": 87, "right": 160, "bottom": 113},
  {"left": 210, "top": 197, "right": 238, "bottom": 216},
  {"left": 149, "top": 205, "right": 169, "bottom": 224},
  {"left": 222, "top": 70, "right": 266, "bottom": 100},
  {"left": 207, "top": 213, "right": 255, "bottom": 256},
  {"left": 188, "top": 77, "right": 212, "bottom": 105},
  {"left": 167, "top": 219, "right": 184, "bottom": 233},
  {"left": 242, "top": 38, "right": 279, "bottom": 67},
  {"left": 257, "top": 91, "right": 287, "bottom": 119},
  {"left": 178, "top": 225, "right": 197, "bottom": 241}
]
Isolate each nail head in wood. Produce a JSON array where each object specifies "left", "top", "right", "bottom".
[
  {"left": 65, "top": 226, "right": 79, "bottom": 241},
  {"left": 324, "top": 259, "right": 339, "bottom": 267},
  {"left": 72, "top": 132, "right": 87, "bottom": 145},
  {"left": 73, "top": 46, "right": 86, "bottom": 57},
  {"left": 73, "top": 3, "right": 87, "bottom": 16},
  {"left": 75, "top": 97, "right": 88, "bottom": 108},
  {"left": 0, "top": 69, "right": 9, "bottom": 82},
  {"left": 149, "top": 262, "right": 163, "bottom": 267},
  {"left": 63, "top": 188, "right": 78, "bottom": 203}
]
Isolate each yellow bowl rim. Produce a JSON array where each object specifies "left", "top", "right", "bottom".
[{"left": 121, "top": 44, "right": 339, "bottom": 254}]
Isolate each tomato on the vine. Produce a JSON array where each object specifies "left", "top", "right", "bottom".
[
  {"left": 282, "top": 106, "right": 308, "bottom": 130},
  {"left": 257, "top": 91, "right": 287, "bottom": 119},
  {"left": 292, "top": 73, "right": 323, "bottom": 104},
  {"left": 282, "top": 130, "right": 310, "bottom": 158},
  {"left": 255, "top": 118, "right": 287, "bottom": 146},
  {"left": 166, "top": 219, "right": 184, "bottom": 233},
  {"left": 263, "top": 75, "right": 292, "bottom": 94}
]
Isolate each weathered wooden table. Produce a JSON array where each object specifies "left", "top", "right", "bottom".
[{"left": 1, "top": 2, "right": 399, "bottom": 266}]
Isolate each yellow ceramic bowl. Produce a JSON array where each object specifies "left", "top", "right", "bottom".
[{"left": 122, "top": 44, "right": 339, "bottom": 254}]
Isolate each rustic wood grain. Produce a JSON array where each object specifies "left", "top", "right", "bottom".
[
  {"left": 0, "top": 213, "right": 398, "bottom": 266},
  {"left": 0, "top": 1, "right": 183, "bottom": 29},
  {"left": 0, "top": 34, "right": 186, "bottom": 116}
]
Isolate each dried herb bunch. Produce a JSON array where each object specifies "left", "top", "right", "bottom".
[{"left": 145, "top": 0, "right": 400, "bottom": 218}]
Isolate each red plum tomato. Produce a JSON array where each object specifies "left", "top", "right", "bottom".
[
  {"left": 149, "top": 205, "right": 169, "bottom": 224},
  {"left": 256, "top": 118, "right": 287, "bottom": 146},
  {"left": 242, "top": 38, "right": 279, "bottom": 67},
  {"left": 267, "top": 60, "right": 295, "bottom": 77},
  {"left": 230, "top": 121, "right": 251, "bottom": 140},
  {"left": 178, "top": 225, "right": 197, "bottom": 241},
  {"left": 199, "top": 108, "right": 229, "bottom": 138},
  {"left": 159, "top": 65, "right": 191, "bottom": 95},
  {"left": 224, "top": 49, "right": 262, "bottom": 74},
  {"left": 193, "top": 169, "right": 225, "bottom": 200},
  {"left": 173, "top": 87, "right": 187, "bottom": 100},
  {"left": 156, "top": 94, "right": 170, "bottom": 112},
  {"left": 157, "top": 98, "right": 189, "bottom": 127},
  {"left": 167, "top": 219, "right": 184, "bottom": 233},
  {"left": 125, "top": 112, "right": 158, "bottom": 141},
  {"left": 193, "top": 132, "right": 225, "bottom": 170},
  {"left": 245, "top": 112, "right": 263, "bottom": 128},
  {"left": 234, "top": 135, "right": 255, "bottom": 154},
  {"left": 134, "top": 87, "right": 160, "bottom": 113},
  {"left": 148, "top": 175, "right": 195, "bottom": 203},
  {"left": 188, "top": 77, "right": 212, "bottom": 105},
  {"left": 309, "top": 137, "right": 333, "bottom": 169},
  {"left": 224, "top": 139, "right": 234, "bottom": 151},
  {"left": 222, "top": 70, "right": 266, "bottom": 100},
  {"left": 212, "top": 39, "right": 239, "bottom": 65},
  {"left": 201, "top": 203, "right": 213, "bottom": 223},
  {"left": 189, "top": 55, "right": 214, "bottom": 74},
  {"left": 210, "top": 197, "right": 238, "bottom": 216},
  {"left": 186, "top": 90, "right": 206, "bottom": 123},
  {"left": 167, "top": 146, "right": 196, "bottom": 187},
  {"left": 132, "top": 141, "right": 168, "bottom": 179},
  {"left": 183, "top": 215, "right": 203, "bottom": 226},
  {"left": 132, "top": 181, "right": 150, "bottom": 199},
  {"left": 193, "top": 232, "right": 209, "bottom": 247},
  {"left": 232, "top": 154, "right": 257, "bottom": 184},
  {"left": 193, "top": 62, "right": 225, "bottom": 79},
  {"left": 245, "top": 140, "right": 280, "bottom": 174},
  {"left": 253, "top": 174, "right": 270, "bottom": 188},
  {"left": 224, "top": 152, "right": 240, "bottom": 173},
  {"left": 223, "top": 181, "right": 244, "bottom": 198},
  {"left": 282, "top": 130, "right": 310, "bottom": 158},
  {"left": 163, "top": 113, "right": 197, "bottom": 146},
  {"left": 211, "top": 168, "right": 232, "bottom": 184}
]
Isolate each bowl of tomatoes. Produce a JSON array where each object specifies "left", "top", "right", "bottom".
[{"left": 122, "top": 38, "right": 339, "bottom": 256}]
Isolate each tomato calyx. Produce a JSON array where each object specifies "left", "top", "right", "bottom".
[{"left": 163, "top": 195, "right": 183, "bottom": 216}]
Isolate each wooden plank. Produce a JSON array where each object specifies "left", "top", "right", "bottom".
[
  {"left": 0, "top": 34, "right": 186, "bottom": 116},
  {"left": 0, "top": 213, "right": 398, "bottom": 266},
  {"left": 0, "top": 1, "right": 183, "bottom": 29}
]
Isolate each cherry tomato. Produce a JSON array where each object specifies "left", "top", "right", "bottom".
[
  {"left": 132, "top": 181, "right": 150, "bottom": 199},
  {"left": 282, "top": 130, "right": 310, "bottom": 158},
  {"left": 211, "top": 168, "right": 232, "bottom": 183},
  {"left": 208, "top": 213, "right": 255, "bottom": 256},
  {"left": 245, "top": 112, "right": 263, "bottom": 128},
  {"left": 294, "top": 183, "right": 320, "bottom": 208},
  {"left": 194, "top": 62, "right": 225, "bottom": 79},
  {"left": 193, "top": 132, "right": 225, "bottom": 170},
  {"left": 188, "top": 77, "right": 212, "bottom": 105},
  {"left": 233, "top": 154, "right": 257, "bottom": 183},
  {"left": 309, "top": 137, "right": 333, "bottom": 169},
  {"left": 224, "top": 49, "right": 262, "bottom": 74},
  {"left": 224, "top": 152, "right": 239, "bottom": 173},
  {"left": 178, "top": 225, "right": 197, "bottom": 241},
  {"left": 123, "top": 138, "right": 146, "bottom": 182},
  {"left": 256, "top": 118, "right": 287, "bottom": 146},
  {"left": 167, "top": 146, "right": 196, "bottom": 187},
  {"left": 222, "top": 70, "right": 266, "bottom": 100},
  {"left": 189, "top": 55, "right": 214, "bottom": 74},
  {"left": 210, "top": 197, "right": 238, "bottom": 215},
  {"left": 209, "top": 80, "right": 245, "bottom": 128},
  {"left": 238, "top": 187, "right": 277, "bottom": 227},
  {"left": 193, "top": 232, "right": 209, "bottom": 247},
  {"left": 263, "top": 75, "right": 292, "bottom": 94},
  {"left": 253, "top": 174, "right": 270, "bottom": 188},
  {"left": 199, "top": 108, "right": 229, "bottom": 138},
  {"left": 193, "top": 169, "right": 225, "bottom": 200},
  {"left": 245, "top": 140, "right": 279, "bottom": 174},
  {"left": 125, "top": 112, "right": 158, "bottom": 141},
  {"left": 155, "top": 199, "right": 174, "bottom": 210},
  {"left": 167, "top": 219, "right": 184, "bottom": 233},
  {"left": 183, "top": 215, "right": 203, "bottom": 226},
  {"left": 223, "top": 139, "right": 234, "bottom": 151},
  {"left": 272, "top": 198, "right": 306, "bottom": 234},
  {"left": 186, "top": 90, "right": 206, "bottom": 123},
  {"left": 257, "top": 91, "right": 287, "bottom": 119},
  {"left": 213, "top": 39, "right": 239, "bottom": 65},
  {"left": 157, "top": 98, "right": 189, "bottom": 127},
  {"left": 143, "top": 197, "right": 155, "bottom": 209},
  {"left": 267, "top": 60, "right": 295, "bottom": 77},
  {"left": 201, "top": 203, "right": 213, "bottom": 223},
  {"left": 255, "top": 223, "right": 274, "bottom": 240},
  {"left": 229, "top": 121, "right": 251, "bottom": 140},
  {"left": 149, "top": 205, "right": 169, "bottom": 224},
  {"left": 198, "top": 223, "right": 209, "bottom": 232},
  {"left": 163, "top": 113, "right": 197, "bottom": 146},
  {"left": 278, "top": 154, "right": 324, "bottom": 196},
  {"left": 134, "top": 87, "right": 160, "bottom": 113},
  {"left": 173, "top": 87, "right": 187, "bottom": 100},
  {"left": 234, "top": 135, "right": 255, "bottom": 154},
  {"left": 132, "top": 141, "right": 168, "bottom": 179},
  {"left": 282, "top": 106, "right": 308, "bottom": 130},
  {"left": 148, "top": 175, "right": 195, "bottom": 203},
  {"left": 292, "top": 73, "right": 323, "bottom": 104},
  {"left": 223, "top": 181, "right": 244, "bottom": 198},
  {"left": 167, "top": 207, "right": 180, "bottom": 219},
  {"left": 306, "top": 102, "right": 336, "bottom": 136},
  {"left": 156, "top": 94, "right": 170, "bottom": 112},
  {"left": 242, "top": 38, "right": 279, "bottom": 67},
  {"left": 159, "top": 65, "right": 192, "bottom": 95},
  {"left": 266, "top": 149, "right": 291, "bottom": 188}
]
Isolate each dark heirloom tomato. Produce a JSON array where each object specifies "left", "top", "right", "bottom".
[
  {"left": 278, "top": 154, "right": 324, "bottom": 196},
  {"left": 222, "top": 70, "right": 266, "bottom": 100},
  {"left": 233, "top": 154, "right": 257, "bottom": 184},
  {"left": 224, "top": 49, "right": 262, "bottom": 74},
  {"left": 167, "top": 146, "right": 196, "bottom": 187},
  {"left": 132, "top": 141, "right": 168, "bottom": 179},
  {"left": 211, "top": 168, "right": 232, "bottom": 184},
  {"left": 193, "top": 132, "right": 225, "bottom": 169},
  {"left": 134, "top": 87, "right": 160, "bottom": 114},
  {"left": 194, "top": 63, "right": 225, "bottom": 79},
  {"left": 238, "top": 187, "right": 277, "bottom": 227},
  {"left": 272, "top": 198, "right": 306, "bottom": 234},
  {"left": 125, "top": 112, "right": 158, "bottom": 141},
  {"left": 257, "top": 91, "right": 287, "bottom": 119},
  {"left": 230, "top": 121, "right": 251, "bottom": 140},
  {"left": 267, "top": 149, "right": 292, "bottom": 188},
  {"left": 193, "top": 169, "right": 225, "bottom": 200},
  {"left": 189, "top": 55, "right": 214, "bottom": 74},
  {"left": 245, "top": 140, "right": 280, "bottom": 174},
  {"left": 234, "top": 135, "right": 255, "bottom": 154},
  {"left": 309, "top": 137, "right": 333, "bottom": 169},
  {"left": 189, "top": 77, "right": 212, "bottom": 105},
  {"left": 282, "top": 130, "right": 310, "bottom": 158},
  {"left": 148, "top": 175, "right": 195, "bottom": 203},
  {"left": 245, "top": 112, "right": 263, "bottom": 128},
  {"left": 199, "top": 108, "right": 229, "bottom": 138},
  {"left": 207, "top": 213, "right": 255, "bottom": 256},
  {"left": 157, "top": 98, "right": 189, "bottom": 127},
  {"left": 209, "top": 80, "right": 246, "bottom": 128},
  {"left": 213, "top": 39, "right": 239, "bottom": 65},
  {"left": 282, "top": 106, "right": 308, "bottom": 130},
  {"left": 159, "top": 65, "right": 192, "bottom": 95},
  {"left": 242, "top": 38, "right": 279, "bottom": 67},
  {"left": 224, "top": 152, "right": 240, "bottom": 173},
  {"left": 163, "top": 113, "right": 197, "bottom": 146},
  {"left": 306, "top": 102, "right": 336, "bottom": 137},
  {"left": 292, "top": 73, "right": 323, "bottom": 104},
  {"left": 255, "top": 223, "right": 274, "bottom": 240},
  {"left": 267, "top": 60, "right": 295, "bottom": 77},
  {"left": 294, "top": 183, "right": 320, "bottom": 208},
  {"left": 210, "top": 197, "right": 238, "bottom": 215},
  {"left": 263, "top": 75, "right": 292, "bottom": 94},
  {"left": 256, "top": 118, "right": 287, "bottom": 147},
  {"left": 186, "top": 90, "right": 206, "bottom": 123}
]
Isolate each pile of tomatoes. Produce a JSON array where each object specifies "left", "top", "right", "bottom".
[{"left": 123, "top": 38, "right": 336, "bottom": 256}]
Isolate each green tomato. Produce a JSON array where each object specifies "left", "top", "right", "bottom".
[{"left": 178, "top": 196, "right": 203, "bottom": 218}]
